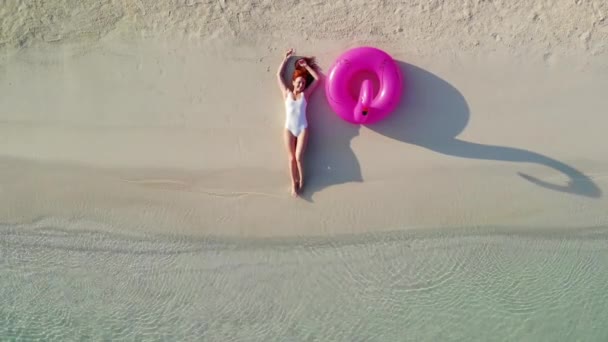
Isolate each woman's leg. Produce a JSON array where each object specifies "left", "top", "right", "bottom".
[
  {"left": 284, "top": 130, "right": 298, "bottom": 196},
  {"left": 295, "top": 128, "right": 309, "bottom": 191}
]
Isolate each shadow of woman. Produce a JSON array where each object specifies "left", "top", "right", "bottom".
[
  {"left": 367, "top": 62, "right": 601, "bottom": 198},
  {"left": 300, "top": 83, "right": 362, "bottom": 202}
]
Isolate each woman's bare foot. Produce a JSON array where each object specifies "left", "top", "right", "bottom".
[{"left": 291, "top": 182, "right": 299, "bottom": 197}]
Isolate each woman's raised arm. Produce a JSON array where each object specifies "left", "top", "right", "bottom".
[
  {"left": 302, "top": 59, "right": 322, "bottom": 97},
  {"left": 276, "top": 48, "right": 293, "bottom": 95}
]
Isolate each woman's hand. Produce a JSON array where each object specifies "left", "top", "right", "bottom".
[
  {"left": 297, "top": 58, "right": 308, "bottom": 67},
  {"left": 284, "top": 48, "right": 294, "bottom": 59}
]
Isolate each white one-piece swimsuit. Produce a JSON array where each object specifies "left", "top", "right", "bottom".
[{"left": 285, "top": 92, "right": 308, "bottom": 137}]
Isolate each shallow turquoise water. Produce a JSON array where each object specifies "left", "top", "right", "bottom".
[{"left": 1, "top": 225, "right": 608, "bottom": 341}]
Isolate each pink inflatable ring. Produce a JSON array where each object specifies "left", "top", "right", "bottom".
[{"left": 325, "top": 46, "right": 404, "bottom": 124}]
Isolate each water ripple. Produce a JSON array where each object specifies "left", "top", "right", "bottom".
[{"left": 1, "top": 225, "right": 608, "bottom": 341}]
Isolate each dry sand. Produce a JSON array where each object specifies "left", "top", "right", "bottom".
[{"left": 1, "top": 0, "right": 608, "bottom": 237}]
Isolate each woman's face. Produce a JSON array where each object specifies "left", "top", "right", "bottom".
[{"left": 293, "top": 76, "right": 306, "bottom": 92}]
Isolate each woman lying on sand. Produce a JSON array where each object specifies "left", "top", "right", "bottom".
[{"left": 277, "top": 48, "right": 321, "bottom": 197}]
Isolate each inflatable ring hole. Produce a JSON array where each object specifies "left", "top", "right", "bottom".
[{"left": 347, "top": 69, "right": 380, "bottom": 101}]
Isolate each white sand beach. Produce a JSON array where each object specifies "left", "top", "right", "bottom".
[{"left": 2, "top": 0, "right": 608, "bottom": 237}]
